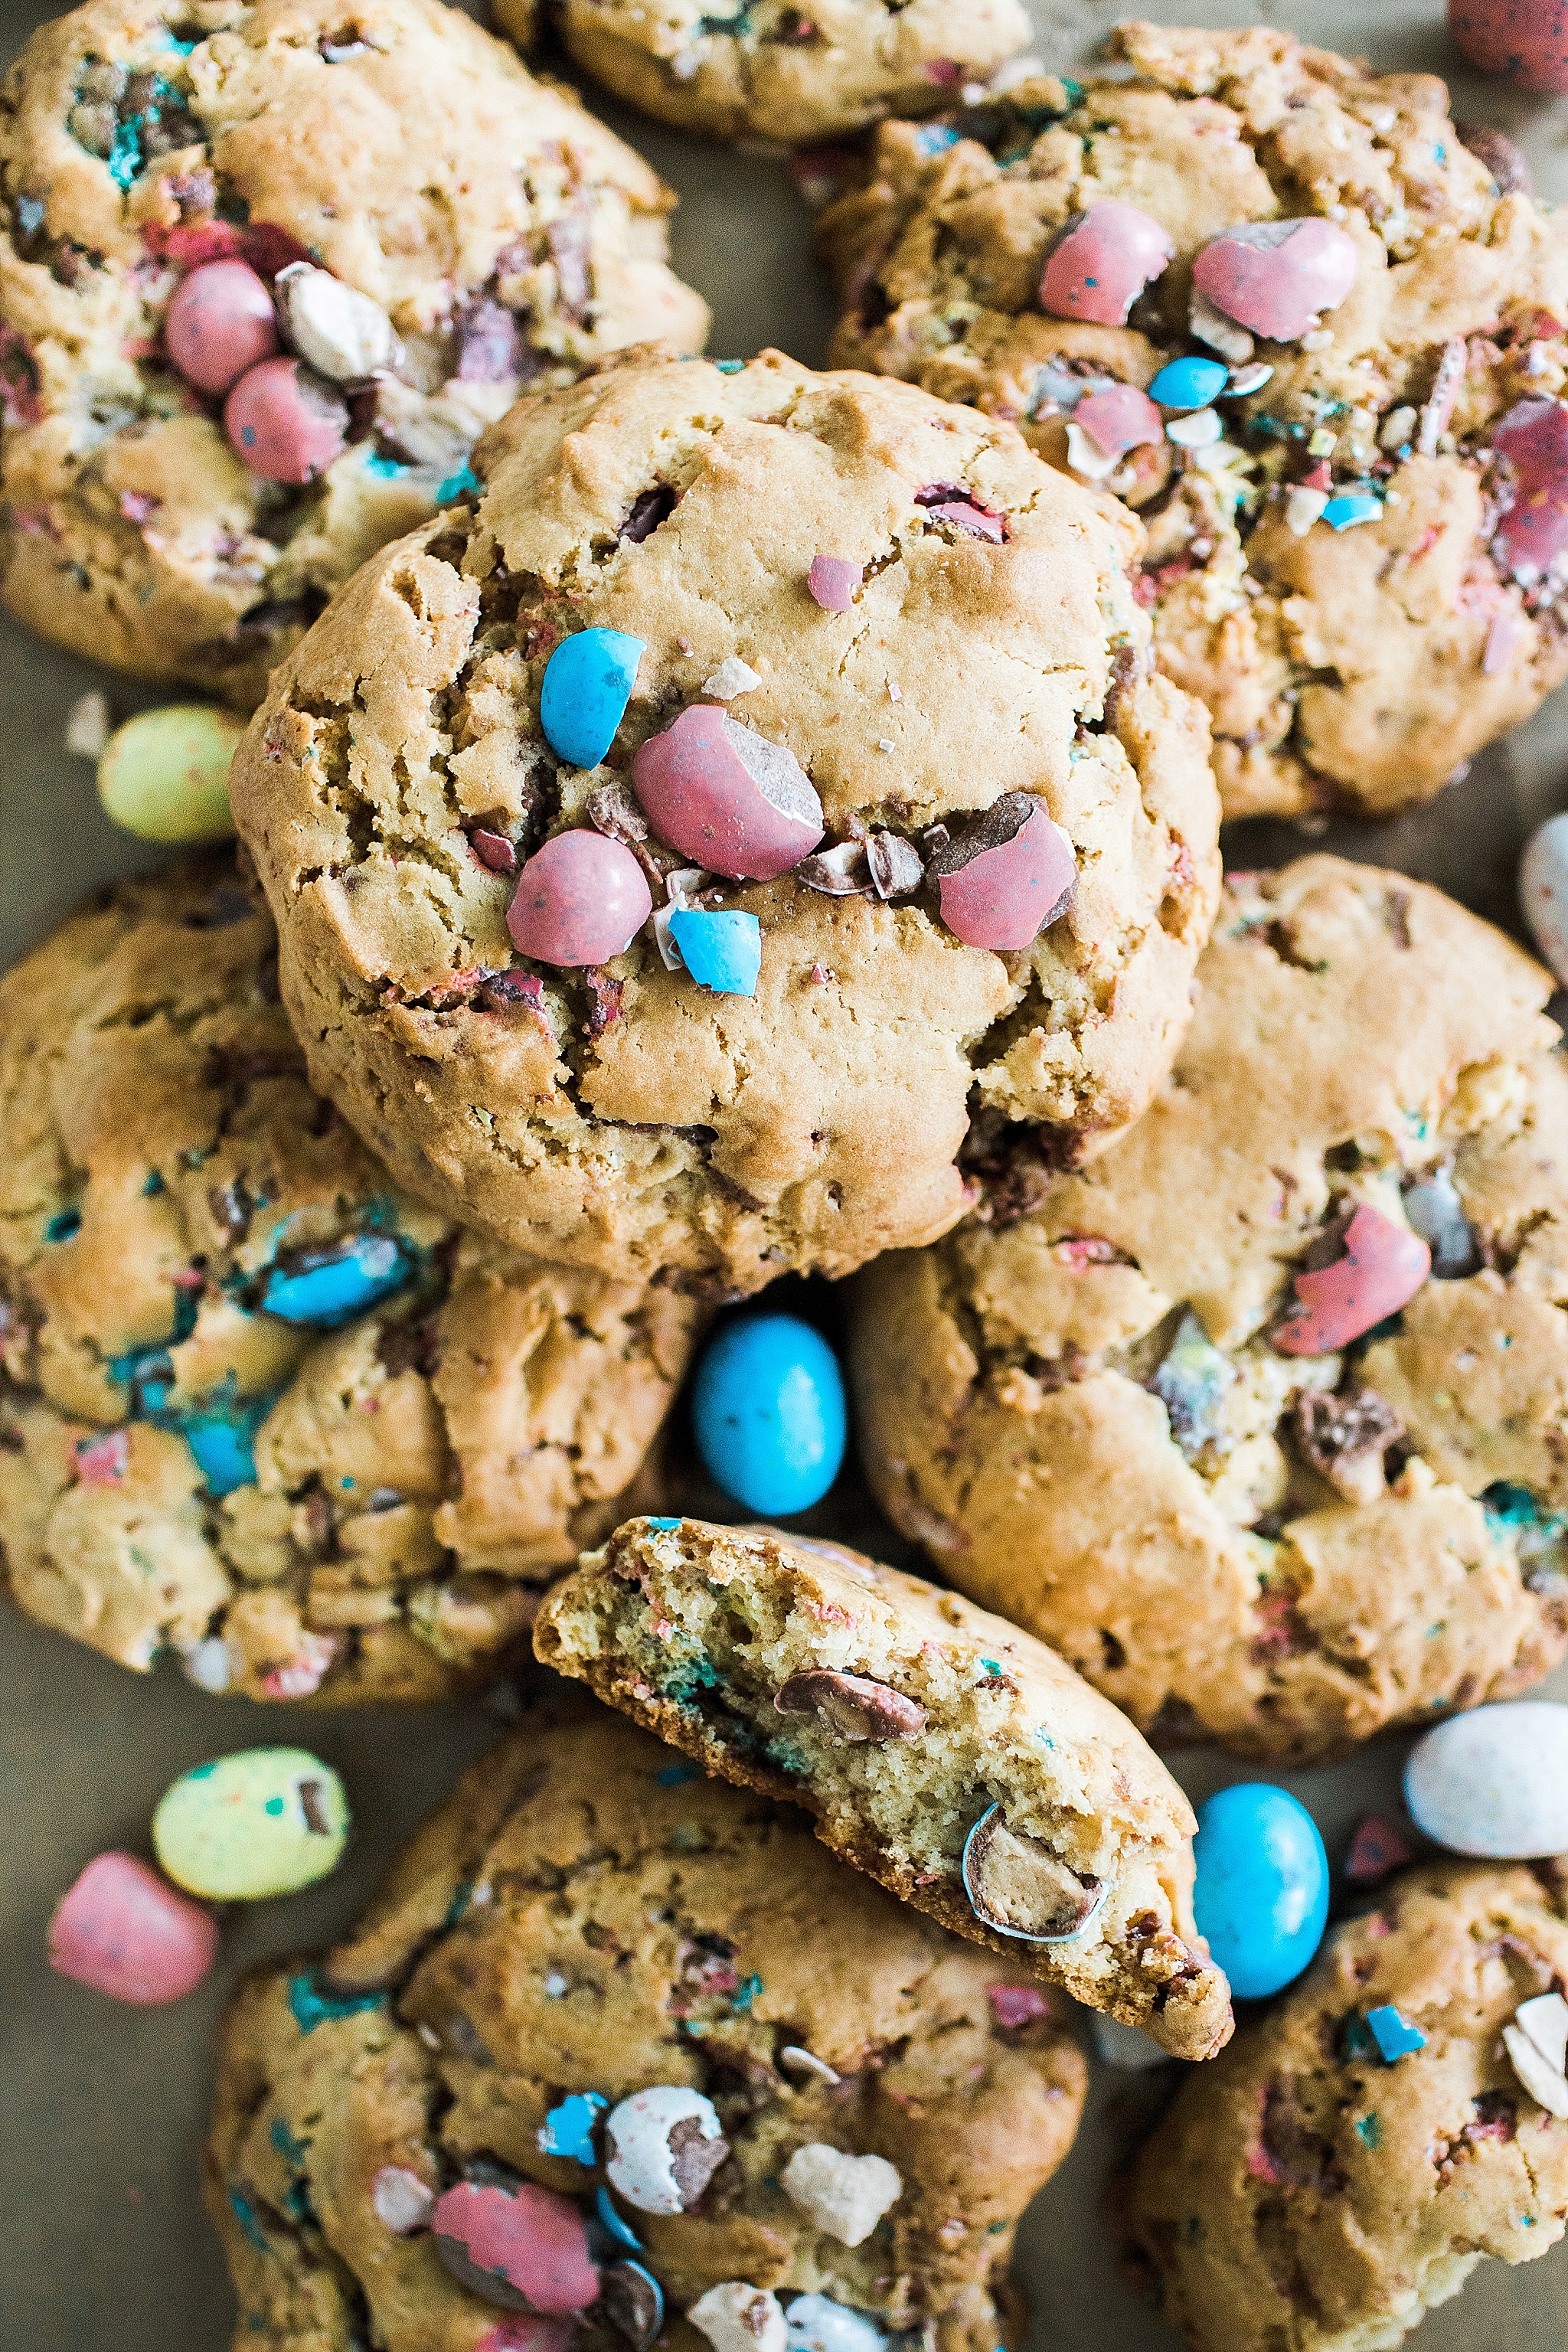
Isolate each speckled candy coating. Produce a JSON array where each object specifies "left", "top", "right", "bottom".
[
  {"left": 1191, "top": 218, "right": 1359, "bottom": 344},
  {"left": 1273, "top": 1202, "right": 1431, "bottom": 1354},
  {"left": 1040, "top": 201, "right": 1174, "bottom": 328},
  {"left": 1405, "top": 1701, "right": 1568, "bottom": 1857},
  {"left": 691, "top": 1315, "right": 847, "bottom": 1514},
  {"left": 224, "top": 358, "right": 348, "bottom": 485},
  {"left": 1451, "top": 0, "right": 1568, "bottom": 92},
  {"left": 48, "top": 1850, "right": 218, "bottom": 2004},
  {"left": 631, "top": 704, "right": 825, "bottom": 881},
  {"left": 1191, "top": 1784, "right": 1328, "bottom": 2000},
  {"left": 540, "top": 628, "right": 645, "bottom": 772},
  {"left": 931, "top": 795, "right": 1076, "bottom": 952},
  {"left": 163, "top": 259, "right": 278, "bottom": 395},
  {"left": 506, "top": 830, "right": 654, "bottom": 967},
  {"left": 433, "top": 2177, "right": 599, "bottom": 2311},
  {"left": 1521, "top": 811, "right": 1568, "bottom": 983},
  {"left": 152, "top": 1747, "right": 349, "bottom": 1899},
  {"left": 96, "top": 705, "right": 245, "bottom": 843}
]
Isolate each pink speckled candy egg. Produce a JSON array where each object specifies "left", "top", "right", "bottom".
[
  {"left": 48, "top": 1851, "right": 218, "bottom": 2005},
  {"left": 1452, "top": 1, "right": 1568, "bottom": 91},
  {"left": 1073, "top": 383, "right": 1165, "bottom": 456},
  {"left": 1193, "top": 220, "right": 1358, "bottom": 344},
  {"left": 433, "top": 2178, "right": 599, "bottom": 2312},
  {"left": 632, "top": 704, "right": 824, "bottom": 880},
  {"left": 224, "top": 358, "right": 348, "bottom": 485},
  {"left": 165, "top": 259, "right": 279, "bottom": 395},
  {"left": 507, "top": 829, "right": 652, "bottom": 966},
  {"left": 1040, "top": 201, "right": 1174, "bottom": 327},
  {"left": 1491, "top": 397, "right": 1568, "bottom": 584},
  {"left": 930, "top": 793, "right": 1076, "bottom": 950},
  {"left": 1274, "top": 1203, "right": 1430, "bottom": 1354}
]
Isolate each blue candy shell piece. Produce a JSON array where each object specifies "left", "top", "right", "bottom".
[
  {"left": 538, "top": 2090, "right": 608, "bottom": 2164},
  {"left": 1149, "top": 355, "right": 1229, "bottom": 410},
  {"left": 1323, "top": 494, "right": 1383, "bottom": 531},
  {"left": 1191, "top": 1782, "right": 1328, "bottom": 2001},
  {"left": 691, "top": 1313, "right": 848, "bottom": 1514},
  {"left": 669, "top": 908, "right": 763, "bottom": 997},
  {"left": 1366, "top": 2004, "right": 1427, "bottom": 2063},
  {"left": 260, "top": 1233, "right": 410, "bottom": 1328},
  {"left": 541, "top": 628, "right": 645, "bottom": 770},
  {"left": 182, "top": 1410, "right": 263, "bottom": 1497}
]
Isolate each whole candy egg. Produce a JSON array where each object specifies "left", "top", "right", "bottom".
[
  {"left": 47, "top": 1851, "right": 218, "bottom": 2005},
  {"left": 224, "top": 357, "right": 348, "bottom": 485},
  {"left": 691, "top": 1315, "right": 847, "bottom": 1514},
  {"left": 1451, "top": 1, "right": 1568, "bottom": 91},
  {"left": 152, "top": 1747, "right": 349, "bottom": 1900},
  {"left": 164, "top": 258, "right": 279, "bottom": 395},
  {"left": 1405, "top": 1701, "right": 1568, "bottom": 1856},
  {"left": 1191, "top": 1783, "right": 1328, "bottom": 1999},
  {"left": 507, "top": 830, "right": 653, "bottom": 967}
]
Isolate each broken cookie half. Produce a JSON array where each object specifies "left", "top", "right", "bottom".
[{"left": 534, "top": 1517, "right": 1233, "bottom": 2060}]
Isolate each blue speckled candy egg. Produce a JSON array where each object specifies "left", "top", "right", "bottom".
[
  {"left": 1148, "top": 354, "right": 1229, "bottom": 410},
  {"left": 1192, "top": 1783, "right": 1328, "bottom": 1999},
  {"left": 540, "top": 627, "right": 645, "bottom": 770},
  {"left": 691, "top": 1315, "right": 847, "bottom": 1514}
]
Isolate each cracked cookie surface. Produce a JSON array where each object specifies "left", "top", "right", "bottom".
[
  {"left": 1125, "top": 1860, "right": 1568, "bottom": 2352},
  {"left": 0, "top": 0, "right": 707, "bottom": 707},
  {"left": 818, "top": 19, "right": 1568, "bottom": 817},
  {"left": 495, "top": 0, "right": 1031, "bottom": 148},
  {"left": 534, "top": 1517, "right": 1233, "bottom": 2057},
  {"left": 852, "top": 856, "right": 1568, "bottom": 1764},
  {"left": 0, "top": 860, "right": 697, "bottom": 1700},
  {"left": 230, "top": 348, "right": 1220, "bottom": 1295},
  {"left": 207, "top": 1701, "right": 1086, "bottom": 2352}
]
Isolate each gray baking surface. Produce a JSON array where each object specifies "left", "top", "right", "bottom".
[{"left": 3, "top": 1, "right": 1568, "bottom": 2344}]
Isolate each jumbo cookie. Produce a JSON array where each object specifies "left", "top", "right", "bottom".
[
  {"left": 819, "top": 19, "right": 1568, "bottom": 818},
  {"left": 535, "top": 1517, "right": 1233, "bottom": 2059},
  {"left": 0, "top": 861, "right": 698, "bottom": 1701},
  {"left": 852, "top": 857, "right": 1568, "bottom": 1765},
  {"left": 1125, "top": 1859, "right": 1568, "bottom": 2352},
  {"left": 230, "top": 348, "right": 1220, "bottom": 1295},
  {"left": 493, "top": 0, "right": 1032, "bottom": 149},
  {"left": 0, "top": 0, "right": 707, "bottom": 706},
  {"left": 207, "top": 1704, "right": 1088, "bottom": 2352}
]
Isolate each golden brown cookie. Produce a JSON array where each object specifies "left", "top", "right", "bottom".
[
  {"left": 230, "top": 347, "right": 1220, "bottom": 1295},
  {"left": 818, "top": 21, "right": 1568, "bottom": 818},
  {"left": 0, "top": 861, "right": 697, "bottom": 1701},
  {"left": 534, "top": 1517, "right": 1233, "bottom": 2058},
  {"left": 207, "top": 1703, "right": 1086, "bottom": 2352},
  {"left": 1125, "top": 1859, "right": 1568, "bottom": 2352},
  {"left": 496, "top": 0, "right": 1031, "bottom": 148},
  {"left": 851, "top": 857, "right": 1568, "bottom": 1764},
  {"left": 0, "top": 0, "right": 707, "bottom": 706}
]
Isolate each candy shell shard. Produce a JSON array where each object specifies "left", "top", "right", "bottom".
[
  {"left": 224, "top": 358, "right": 348, "bottom": 485},
  {"left": 538, "top": 2091, "right": 608, "bottom": 2164},
  {"left": 1040, "top": 201, "right": 1174, "bottom": 327},
  {"left": 930, "top": 793, "right": 1076, "bottom": 950},
  {"left": 433, "top": 2178, "right": 599, "bottom": 2313},
  {"left": 604, "top": 2085, "right": 728, "bottom": 2215},
  {"left": 668, "top": 908, "right": 762, "bottom": 996},
  {"left": 508, "top": 831, "right": 653, "bottom": 968},
  {"left": 152, "top": 1747, "right": 349, "bottom": 1900},
  {"left": 373, "top": 2164, "right": 436, "bottom": 2234},
  {"left": 275, "top": 262, "right": 399, "bottom": 384},
  {"left": 1148, "top": 356, "right": 1229, "bottom": 411},
  {"left": 540, "top": 629, "right": 645, "bottom": 769},
  {"left": 632, "top": 705, "right": 824, "bottom": 881},
  {"left": 96, "top": 705, "right": 245, "bottom": 843},
  {"left": 1365, "top": 2004, "right": 1426, "bottom": 2063},
  {"left": 1521, "top": 810, "right": 1568, "bottom": 985},
  {"left": 1502, "top": 2021, "right": 1568, "bottom": 2117},
  {"left": 783, "top": 2294, "right": 886, "bottom": 2352},
  {"left": 1192, "top": 219, "right": 1358, "bottom": 344},
  {"left": 47, "top": 1851, "right": 217, "bottom": 2005},
  {"left": 164, "top": 259, "right": 278, "bottom": 395},
  {"left": 779, "top": 2144, "right": 901, "bottom": 2246},
  {"left": 1274, "top": 1203, "right": 1430, "bottom": 1354},
  {"left": 1074, "top": 382, "right": 1164, "bottom": 456},
  {"left": 599, "top": 2259, "right": 665, "bottom": 2352},
  {"left": 1491, "top": 397, "right": 1568, "bottom": 584},
  {"left": 808, "top": 554, "right": 861, "bottom": 611},
  {"left": 689, "top": 2284, "right": 788, "bottom": 2352}
]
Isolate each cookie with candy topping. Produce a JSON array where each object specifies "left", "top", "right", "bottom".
[
  {"left": 0, "top": 0, "right": 707, "bottom": 707},
  {"left": 818, "top": 19, "right": 1568, "bottom": 818},
  {"left": 493, "top": 0, "right": 1032, "bottom": 148},
  {"left": 206, "top": 1704, "right": 1086, "bottom": 2352},
  {"left": 1124, "top": 1859, "right": 1568, "bottom": 2352},
  {"left": 534, "top": 1517, "right": 1233, "bottom": 2059},
  {"left": 851, "top": 856, "right": 1568, "bottom": 1764},
  {"left": 230, "top": 348, "right": 1220, "bottom": 1295},
  {"left": 0, "top": 860, "right": 697, "bottom": 1700}
]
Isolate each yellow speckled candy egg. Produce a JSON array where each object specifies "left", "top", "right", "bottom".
[{"left": 152, "top": 1749, "right": 348, "bottom": 1900}]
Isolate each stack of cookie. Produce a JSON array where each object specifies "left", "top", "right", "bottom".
[{"left": 6, "top": 8, "right": 1568, "bottom": 2352}]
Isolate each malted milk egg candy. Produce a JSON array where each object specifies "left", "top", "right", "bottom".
[
  {"left": 930, "top": 792, "right": 1076, "bottom": 950},
  {"left": 432, "top": 2177, "right": 599, "bottom": 2311},
  {"left": 1452, "top": 0, "right": 1568, "bottom": 91},
  {"left": 1274, "top": 1203, "right": 1430, "bottom": 1354},
  {"left": 1405, "top": 1702, "right": 1568, "bottom": 1857},
  {"left": 224, "top": 357, "right": 348, "bottom": 484},
  {"left": 540, "top": 628, "right": 645, "bottom": 770},
  {"left": 692, "top": 1315, "right": 848, "bottom": 1514},
  {"left": 1521, "top": 810, "right": 1568, "bottom": 985},
  {"left": 632, "top": 705, "right": 824, "bottom": 880},
  {"left": 1040, "top": 201, "right": 1174, "bottom": 326},
  {"left": 507, "top": 829, "right": 652, "bottom": 966},
  {"left": 96, "top": 705, "right": 245, "bottom": 842},
  {"left": 1192, "top": 219, "right": 1358, "bottom": 344},
  {"left": 1191, "top": 1783, "right": 1328, "bottom": 1999},
  {"left": 152, "top": 1747, "right": 349, "bottom": 1899},
  {"left": 47, "top": 1851, "right": 218, "bottom": 2004},
  {"left": 164, "top": 259, "right": 279, "bottom": 394},
  {"left": 1491, "top": 398, "right": 1568, "bottom": 584}
]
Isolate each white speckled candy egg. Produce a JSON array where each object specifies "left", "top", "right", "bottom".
[
  {"left": 1404, "top": 1703, "right": 1568, "bottom": 1857},
  {"left": 604, "top": 2086, "right": 727, "bottom": 2214},
  {"left": 1520, "top": 812, "right": 1568, "bottom": 985}
]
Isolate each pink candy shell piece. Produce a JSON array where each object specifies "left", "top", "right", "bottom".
[
  {"left": 1191, "top": 219, "right": 1358, "bottom": 344},
  {"left": 632, "top": 704, "right": 823, "bottom": 882},
  {"left": 1451, "top": 0, "right": 1568, "bottom": 92},
  {"left": 433, "top": 2180, "right": 599, "bottom": 2313},
  {"left": 1274, "top": 1204, "right": 1431, "bottom": 1355},
  {"left": 479, "top": 2324, "right": 580, "bottom": 2352},
  {"left": 75, "top": 1427, "right": 129, "bottom": 1485},
  {"left": 507, "top": 830, "right": 652, "bottom": 967},
  {"left": 49, "top": 1851, "right": 219, "bottom": 2006},
  {"left": 1344, "top": 1815, "right": 1413, "bottom": 1886},
  {"left": 1074, "top": 383, "right": 1165, "bottom": 457},
  {"left": 808, "top": 554, "right": 862, "bottom": 612},
  {"left": 936, "top": 804, "right": 1076, "bottom": 951},
  {"left": 1040, "top": 201, "right": 1174, "bottom": 328},
  {"left": 986, "top": 1984, "right": 1050, "bottom": 2029},
  {"left": 164, "top": 260, "right": 279, "bottom": 396},
  {"left": 1491, "top": 397, "right": 1568, "bottom": 583},
  {"left": 224, "top": 358, "right": 348, "bottom": 485}
]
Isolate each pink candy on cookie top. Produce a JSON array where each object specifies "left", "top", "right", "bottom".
[
  {"left": 1191, "top": 219, "right": 1359, "bottom": 346},
  {"left": 1040, "top": 201, "right": 1174, "bottom": 328},
  {"left": 1275, "top": 1203, "right": 1432, "bottom": 1356}
]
